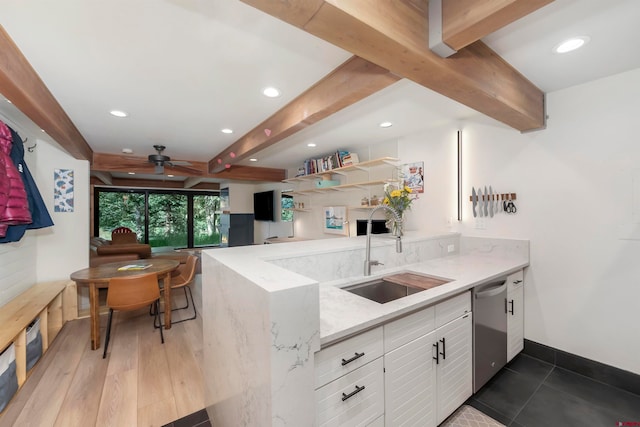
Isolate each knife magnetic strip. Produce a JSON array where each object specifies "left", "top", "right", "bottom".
[{"left": 468, "top": 192, "right": 516, "bottom": 201}]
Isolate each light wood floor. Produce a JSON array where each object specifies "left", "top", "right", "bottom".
[{"left": 0, "top": 276, "right": 205, "bottom": 427}]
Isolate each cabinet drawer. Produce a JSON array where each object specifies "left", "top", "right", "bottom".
[
  {"left": 507, "top": 269, "right": 524, "bottom": 292},
  {"left": 315, "top": 327, "right": 384, "bottom": 388},
  {"left": 384, "top": 306, "right": 435, "bottom": 353},
  {"left": 435, "top": 291, "right": 471, "bottom": 328},
  {"left": 316, "top": 357, "right": 384, "bottom": 427}
]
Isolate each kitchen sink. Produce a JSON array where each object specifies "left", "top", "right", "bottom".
[
  {"left": 343, "top": 280, "right": 425, "bottom": 304},
  {"left": 343, "top": 273, "right": 452, "bottom": 304}
]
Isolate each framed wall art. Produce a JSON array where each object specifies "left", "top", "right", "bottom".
[{"left": 323, "top": 206, "right": 347, "bottom": 235}]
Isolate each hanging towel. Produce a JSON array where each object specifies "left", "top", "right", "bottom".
[
  {"left": 0, "top": 122, "right": 32, "bottom": 238},
  {"left": 0, "top": 125, "right": 54, "bottom": 243}
]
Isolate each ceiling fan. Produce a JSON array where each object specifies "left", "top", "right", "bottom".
[{"left": 147, "top": 145, "right": 200, "bottom": 175}]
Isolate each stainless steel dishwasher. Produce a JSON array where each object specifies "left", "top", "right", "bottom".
[{"left": 472, "top": 278, "right": 508, "bottom": 393}]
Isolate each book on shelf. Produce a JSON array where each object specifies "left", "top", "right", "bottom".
[
  {"left": 300, "top": 150, "right": 353, "bottom": 176},
  {"left": 117, "top": 264, "right": 152, "bottom": 271},
  {"left": 341, "top": 152, "right": 359, "bottom": 166}
]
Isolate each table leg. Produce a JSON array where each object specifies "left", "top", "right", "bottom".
[
  {"left": 163, "top": 272, "right": 172, "bottom": 329},
  {"left": 89, "top": 282, "right": 100, "bottom": 350}
]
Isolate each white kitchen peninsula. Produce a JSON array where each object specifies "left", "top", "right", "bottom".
[{"left": 201, "top": 233, "right": 529, "bottom": 426}]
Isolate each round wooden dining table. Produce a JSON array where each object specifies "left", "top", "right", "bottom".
[{"left": 70, "top": 258, "right": 179, "bottom": 350}]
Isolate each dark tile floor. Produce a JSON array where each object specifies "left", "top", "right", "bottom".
[{"left": 467, "top": 353, "right": 640, "bottom": 427}]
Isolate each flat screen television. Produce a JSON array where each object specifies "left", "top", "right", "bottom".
[{"left": 253, "top": 190, "right": 275, "bottom": 221}]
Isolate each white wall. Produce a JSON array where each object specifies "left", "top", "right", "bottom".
[
  {"left": 0, "top": 137, "right": 89, "bottom": 307},
  {"left": 404, "top": 68, "right": 640, "bottom": 375}
]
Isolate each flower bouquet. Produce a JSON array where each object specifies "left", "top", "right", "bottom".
[{"left": 382, "top": 182, "right": 416, "bottom": 235}]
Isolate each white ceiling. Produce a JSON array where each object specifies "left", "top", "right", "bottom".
[{"left": 1, "top": 0, "right": 639, "bottom": 177}]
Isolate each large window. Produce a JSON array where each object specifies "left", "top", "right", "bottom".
[{"left": 95, "top": 188, "right": 220, "bottom": 248}]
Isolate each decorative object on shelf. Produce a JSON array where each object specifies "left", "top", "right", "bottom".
[
  {"left": 402, "top": 161, "right": 424, "bottom": 193},
  {"left": 323, "top": 206, "right": 348, "bottom": 235},
  {"left": 382, "top": 182, "right": 416, "bottom": 235},
  {"left": 361, "top": 196, "right": 369, "bottom": 206},
  {"left": 369, "top": 195, "right": 380, "bottom": 206},
  {"left": 315, "top": 173, "right": 340, "bottom": 188}
]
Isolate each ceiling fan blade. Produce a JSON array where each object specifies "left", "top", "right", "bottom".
[{"left": 167, "top": 160, "right": 192, "bottom": 166}]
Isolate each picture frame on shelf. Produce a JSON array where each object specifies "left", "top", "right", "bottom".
[{"left": 323, "top": 206, "right": 348, "bottom": 235}]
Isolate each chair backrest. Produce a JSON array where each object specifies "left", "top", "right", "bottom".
[
  {"left": 171, "top": 255, "right": 198, "bottom": 289},
  {"left": 107, "top": 272, "right": 160, "bottom": 311},
  {"left": 111, "top": 227, "right": 135, "bottom": 242}
]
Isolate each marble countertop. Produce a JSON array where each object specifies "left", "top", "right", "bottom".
[
  {"left": 204, "top": 232, "right": 529, "bottom": 347},
  {"left": 318, "top": 251, "right": 528, "bottom": 346}
]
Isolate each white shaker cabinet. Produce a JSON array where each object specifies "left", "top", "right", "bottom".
[
  {"left": 383, "top": 291, "right": 472, "bottom": 427},
  {"left": 434, "top": 313, "right": 473, "bottom": 425},
  {"left": 506, "top": 269, "right": 525, "bottom": 362},
  {"left": 384, "top": 331, "right": 437, "bottom": 426}
]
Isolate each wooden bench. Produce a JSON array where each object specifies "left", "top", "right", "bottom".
[{"left": 0, "top": 280, "right": 77, "bottom": 392}]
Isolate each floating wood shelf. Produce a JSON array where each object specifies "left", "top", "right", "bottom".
[{"left": 283, "top": 157, "right": 398, "bottom": 183}]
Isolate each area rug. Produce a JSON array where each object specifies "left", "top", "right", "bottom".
[{"left": 440, "top": 405, "right": 505, "bottom": 427}]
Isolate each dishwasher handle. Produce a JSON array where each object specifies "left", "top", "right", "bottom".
[{"left": 474, "top": 281, "right": 507, "bottom": 299}]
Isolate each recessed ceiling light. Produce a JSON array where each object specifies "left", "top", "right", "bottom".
[
  {"left": 6, "top": 99, "right": 11, "bottom": 104},
  {"left": 167, "top": 174, "right": 174, "bottom": 177},
  {"left": 262, "top": 87, "right": 281, "bottom": 98},
  {"left": 379, "top": 121, "right": 393, "bottom": 128},
  {"left": 249, "top": 158, "right": 258, "bottom": 162},
  {"left": 110, "top": 110, "right": 128, "bottom": 118},
  {"left": 221, "top": 128, "right": 233, "bottom": 134},
  {"left": 554, "top": 36, "right": 590, "bottom": 54},
  {"left": 128, "top": 172, "right": 135, "bottom": 175},
  {"left": 122, "top": 148, "right": 133, "bottom": 154},
  {"left": 307, "top": 143, "right": 316, "bottom": 147}
]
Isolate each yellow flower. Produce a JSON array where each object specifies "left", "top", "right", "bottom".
[
  {"left": 390, "top": 189, "right": 402, "bottom": 198},
  {"left": 383, "top": 197, "right": 390, "bottom": 205},
  {"left": 404, "top": 186, "right": 412, "bottom": 193}
]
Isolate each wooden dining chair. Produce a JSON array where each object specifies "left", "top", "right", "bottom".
[
  {"left": 154, "top": 254, "right": 198, "bottom": 326},
  {"left": 103, "top": 272, "right": 164, "bottom": 359}
]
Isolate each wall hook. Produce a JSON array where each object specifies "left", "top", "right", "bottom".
[{"left": 27, "top": 140, "right": 37, "bottom": 152}]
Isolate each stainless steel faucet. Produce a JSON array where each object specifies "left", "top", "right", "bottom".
[{"left": 364, "top": 205, "right": 403, "bottom": 276}]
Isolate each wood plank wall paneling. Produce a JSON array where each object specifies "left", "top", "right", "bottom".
[{"left": 0, "top": 234, "right": 37, "bottom": 307}]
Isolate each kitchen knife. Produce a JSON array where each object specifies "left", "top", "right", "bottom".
[
  {"left": 472, "top": 187, "right": 477, "bottom": 218},
  {"left": 483, "top": 186, "right": 489, "bottom": 216},
  {"left": 478, "top": 188, "right": 483, "bottom": 217},
  {"left": 489, "top": 186, "right": 494, "bottom": 217}
]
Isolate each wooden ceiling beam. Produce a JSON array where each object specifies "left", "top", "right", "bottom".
[
  {"left": 92, "top": 171, "right": 113, "bottom": 186},
  {"left": 90, "top": 177, "right": 221, "bottom": 191},
  {"left": 0, "top": 25, "right": 92, "bottom": 161},
  {"left": 208, "top": 55, "right": 400, "bottom": 173},
  {"left": 92, "top": 152, "right": 285, "bottom": 182},
  {"left": 441, "top": 0, "right": 554, "bottom": 51},
  {"left": 240, "top": 0, "right": 546, "bottom": 132}
]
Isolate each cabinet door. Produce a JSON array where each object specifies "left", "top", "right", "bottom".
[
  {"left": 384, "top": 331, "right": 436, "bottom": 427},
  {"left": 507, "top": 285, "right": 524, "bottom": 362},
  {"left": 435, "top": 313, "right": 472, "bottom": 425}
]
